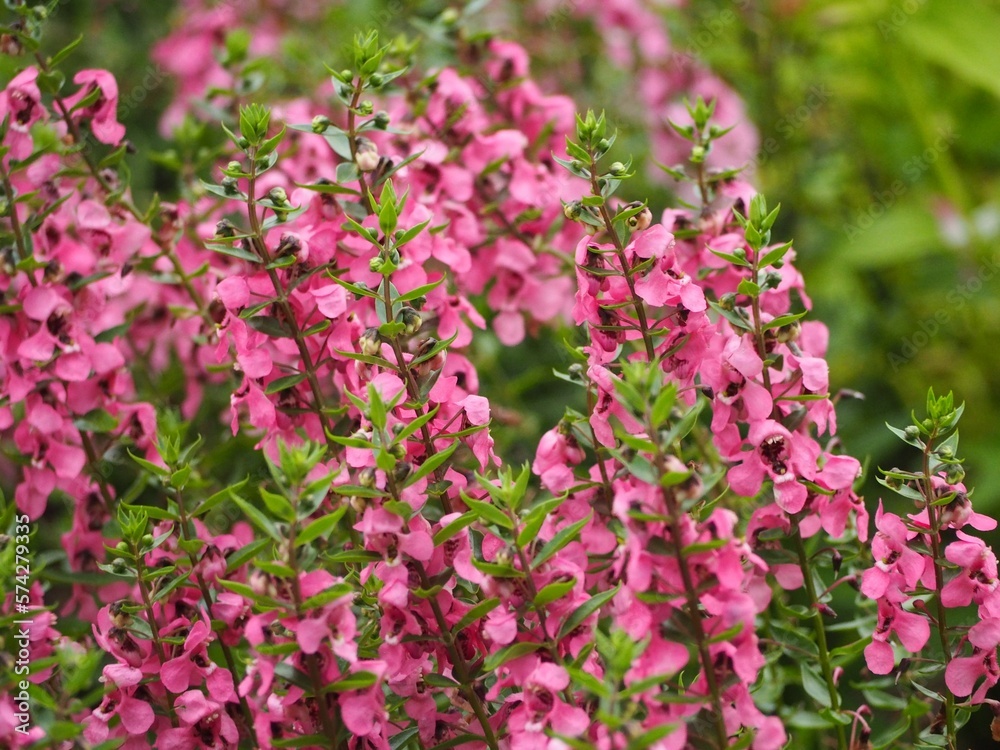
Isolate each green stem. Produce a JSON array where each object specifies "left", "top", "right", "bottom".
[
  {"left": 0, "top": 159, "right": 36, "bottom": 287},
  {"left": 922, "top": 430, "right": 957, "bottom": 749},
  {"left": 649, "top": 422, "right": 728, "bottom": 748},
  {"left": 173, "top": 487, "right": 259, "bottom": 746},
  {"left": 587, "top": 156, "right": 656, "bottom": 361},
  {"left": 286, "top": 506, "right": 345, "bottom": 748},
  {"left": 792, "top": 530, "right": 848, "bottom": 750}
]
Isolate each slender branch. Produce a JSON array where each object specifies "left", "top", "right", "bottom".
[{"left": 792, "top": 529, "right": 848, "bottom": 750}]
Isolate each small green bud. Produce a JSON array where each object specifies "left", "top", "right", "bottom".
[
  {"left": 690, "top": 145, "right": 707, "bottom": 163},
  {"left": 398, "top": 307, "right": 422, "bottom": 336},
  {"left": 112, "top": 558, "right": 129, "bottom": 574},
  {"left": 359, "top": 467, "right": 377, "bottom": 488},
  {"left": 374, "top": 111, "right": 390, "bottom": 129},
  {"left": 222, "top": 176, "right": 240, "bottom": 195},
  {"left": 266, "top": 187, "right": 289, "bottom": 206},
  {"left": 596, "top": 138, "right": 611, "bottom": 153},
  {"left": 141, "top": 534, "right": 154, "bottom": 547},
  {"left": 946, "top": 466, "right": 966, "bottom": 484},
  {"left": 311, "top": 115, "right": 331, "bottom": 133},
  {"left": 608, "top": 162, "right": 627, "bottom": 177},
  {"left": 369, "top": 256, "right": 384, "bottom": 274},
  {"left": 340, "top": 69, "right": 353, "bottom": 82},
  {"left": 214, "top": 219, "right": 237, "bottom": 238},
  {"left": 440, "top": 8, "right": 460, "bottom": 24},
  {"left": 393, "top": 461, "right": 412, "bottom": 482},
  {"left": 904, "top": 425, "right": 921, "bottom": 440},
  {"left": 356, "top": 138, "right": 380, "bottom": 172},
  {"left": 115, "top": 541, "right": 129, "bottom": 552},
  {"left": 238, "top": 137, "right": 250, "bottom": 150},
  {"left": 624, "top": 201, "right": 652, "bottom": 231},
  {"left": 390, "top": 442, "right": 406, "bottom": 460},
  {"left": 367, "top": 74, "right": 383, "bottom": 90},
  {"left": 359, "top": 327, "right": 382, "bottom": 356},
  {"left": 226, "top": 160, "right": 242, "bottom": 173}
]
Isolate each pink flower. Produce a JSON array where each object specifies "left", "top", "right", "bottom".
[
  {"left": 945, "top": 618, "right": 1000, "bottom": 700},
  {"left": 63, "top": 70, "right": 126, "bottom": 145}
]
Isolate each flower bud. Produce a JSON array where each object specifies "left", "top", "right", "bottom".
[
  {"left": 359, "top": 466, "right": 377, "bottom": 488},
  {"left": 946, "top": 466, "right": 966, "bottom": 484},
  {"left": 596, "top": 138, "right": 610, "bottom": 153},
  {"left": 359, "top": 327, "right": 382, "bottom": 356},
  {"left": 311, "top": 115, "right": 332, "bottom": 133},
  {"left": 356, "top": 138, "right": 380, "bottom": 172},
  {"left": 374, "top": 111, "right": 390, "bottom": 129},
  {"left": 276, "top": 233, "right": 303, "bottom": 259},
  {"left": 226, "top": 160, "right": 242, "bottom": 173},
  {"left": 398, "top": 307, "right": 422, "bottom": 336},
  {"left": 359, "top": 99, "right": 375, "bottom": 114},
  {"left": 266, "top": 186, "right": 290, "bottom": 206},
  {"left": 369, "top": 256, "right": 384, "bottom": 274},
  {"left": 222, "top": 176, "right": 240, "bottom": 195},
  {"left": 563, "top": 200, "right": 583, "bottom": 221},
  {"left": 215, "top": 219, "right": 238, "bottom": 238},
  {"left": 624, "top": 201, "right": 652, "bottom": 231},
  {"left": 903, "top": 425, "right": 920, "bottom": 441},
  {"left": 141, "top": 534, "right": 154, "bottom": 547},
  {"left": 112, "top": 558, "right": 129, "bottom": 574},
  {"left": 609, "top": 162, "right": 626, "bottom": 176}
]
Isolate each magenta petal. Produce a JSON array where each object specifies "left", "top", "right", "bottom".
[
  {"left": 296, "top": 618, "right": 328, "bottom": 655},
  {"left": 864, "top": 639, "right": 895, "bottom": 675},
  {"left": 119, "top": 695, "right": 155, "bottom": 734},
  {"left": 160, "top": 658, "right": 194, "bottom": 694},
  {"left": 945, "top": 656, "right": 982, "bottom": 697}
]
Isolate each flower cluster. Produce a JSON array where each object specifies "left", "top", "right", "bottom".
[{"left": 3, "top": 2, "right": 1000, "bottom": 750}]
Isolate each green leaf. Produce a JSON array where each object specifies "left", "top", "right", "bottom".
[
  {"left": 433, "top": 511, "right": 477, "bottom": 546},
  {"left": 225, "top": 538, "right": 270, "bottom": 573},
  {"left": 708, "top": 246, "right": 750, "bottom": 267},
  {"left": 296, "top": 506, "right": 347, "bottom": 546},
  {"left": 763, "top": 311, "right": 808, "bottom": 330},
  {"left": 532, "top": 513, "right": 592, "bottom": 570},
  {"left": 49, "top": 34, "right": 85, "bottom": 67},
  {"left": 259, "top": 488, "right": 295, "bottom": 523},
  {"left": 128, "top": 449, "right": 169, "bottom": 477},
  {"left": 799, "top": 661, "right": 832, "bottom": 708},
  {"left": 558, "top": 584, "right": 620, "bottom": 640},
  {"left": 453, "top": 597, "right": 501, "bottom": 633},
  {"left": 246, "top": 315, "right": 294, "bottom": 338},
  {"left": 737, "top": 279, "right": 760, "bottom": 298},
  {"left": 534, "top": 578, "right": 576, "bottom": 607},
  {"left": 231, "top": 496, "right": 283, "bottom": 542},
  {"left": 482, "top": 642, "right": 543, "bottom": 673},
  {"left": 759, "top": 240, "right": 793, "bottom": 268},
  {"left": 302, "top": 582, "right": 354, "bottom": 610},
  {"left": 325, "top": 670, "right": 378, "bottom": 693},
  {"left": 461, "top": 493, "right": 514, "bottom": 530},
  {"left": 409, "top": 441, "right": 458, "bottom": 484},
  {"left": 206, "top": 241, "right": 259, "bottom": 263},
  {"left": 517, "top": 496, "right": 567, "bottom": 547},
  {"left": 265, "top": 373, "right": 307, "bottom": 395},
  {"left": 74, "top": 408, "right": 119, "bottom": 433},
  {"left": 706, "top": 300, "right": 752, "bottom": 332}
]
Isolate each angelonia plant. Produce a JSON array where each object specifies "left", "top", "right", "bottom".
[{"left": 2, "top": 2, "right": 1000, "bottom": 750}]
